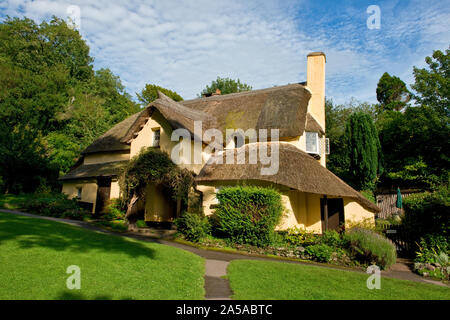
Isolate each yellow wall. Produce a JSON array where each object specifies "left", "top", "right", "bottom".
[
  {"left": 110, "top": 180, "right": 120, "bottom": 199},
  {"left": 84, "top": 151, "right": 129, "bottom": 165},
  {"left": 306, "top": 53, "right": 326, "bottom": 130},
  {"left": 62, "top": 180, "right": 98, "bottom": 213},
  {"left": 197, "top": 181, "right": 376, "bottom": 234},
  {"left": 343, "top": 198, "right": 376, "bottom": 229},
  {"left": 144, "top": 183, "right": 175, "bottom": 222}
]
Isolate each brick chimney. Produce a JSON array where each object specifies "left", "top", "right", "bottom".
[
  {"left": 212, "top": 88, "right": 221, "bottom": 96},
  {"left": 306, "top": 52, "right": 326, "bottom": 130}
]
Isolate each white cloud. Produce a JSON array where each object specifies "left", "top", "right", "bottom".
[{"left": 1, "top": 0, "right": 449, "bottom": 104}]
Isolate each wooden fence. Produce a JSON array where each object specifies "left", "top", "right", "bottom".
[
  {"left": 375, "top": 191, "right": 420, "bottom": 219},
  {"left": 382, "top": 224, "right": 416, "bottom": 255}
]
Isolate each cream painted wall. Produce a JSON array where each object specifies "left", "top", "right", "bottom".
[
  {"left": 62, "top": 180, "right": 98, "bottom": 213},
  {"left": 343, "top": 198, "right": 376, "bottom": 229},
  {"left": 306, "top": 53, "right": 326, "bottom": 130},
  {"left": 110, "top": 180, "right": 120, "bottom": 199},
  {"left": 84, "top": 151, "right": 129, "bottom": 165},
  {"left": 144, "top": 183, "right": 175, "bottom": 222}
]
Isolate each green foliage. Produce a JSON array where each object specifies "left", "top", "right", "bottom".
[
  {"left": 0, "top": 17, "right": 139, "bottom": 192},
  {"left": 0, "top": 124, "right": 58, "bottom": 194},
  {"left": 325, "top": 99, "right": 378, "bottom": 182},
  {"left": 345, "top": 228, "right": 397, "bottom": 269},
  {"left": 402, "top": 186, "right": 450, "bottom": 240},
  {"left": 415, "top": 234, "right": 449, "bottom": 264},
  {"left": 411, "top": 47, "right": 449, "bottom": 118},
  {"left": 137, "top": 84, "right": 183, "bottom": 105},
  {"left": 19, "top": 193, "right": 87, "bottom": 220},
  {"left": 376, "top": 72, "right": 410, "bottom": 112},
  {"left": 174, "top": 212, "right": 211, "bottom": 242},
  {"left": 281, "top": 227, "right": 319, "bottom": 247},
  {"left": 101, "top": 199, "right": 125, "bottom": 221},
  {"left": 200, "top": 76, "right": 252, "bottom": 96},
  {"left": 304, "top": 244, "right": 334, "bottom": 262},
  {"left": 136, "top": 220, "right": 148, "bottom": 228},
  {"left": 345, "top": 112, "right": 383, "bottom": 191},
  {"left": 360, "top": 190, "right": 376, "bottom": 204},
  {"left": 119, "top": 148, "right": 195, "bottom": 205},
  {"left": 214, "top": 186, "right": 283, "bottom": 247}
]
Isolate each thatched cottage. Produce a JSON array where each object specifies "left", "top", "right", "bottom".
[{"left": 60, "top": 52, "right": 379, "bottom": 233}]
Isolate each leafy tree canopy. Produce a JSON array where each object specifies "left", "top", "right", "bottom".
[
  {"left": 376, "top": 72, "right": 410, "bottom": 112},
  {"left": 411, "top": 47, "right": 449, "bottom": 118},
  {"left": 200, "top": 76, "right": 252, "bottom": 96},
  {"left": 137, "top": 84, "right": 183, "bottom": 105}
]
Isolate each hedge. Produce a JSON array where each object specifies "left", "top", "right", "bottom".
[{"left": 214, "top": 186, "right": 283, "bottom": 247}]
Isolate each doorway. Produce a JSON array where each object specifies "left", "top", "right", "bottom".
[
  {"left": 95, "top": 177, "right": 111, "bottom": 214},
  {"left": 321, "top": 197, "right": 345, "bottom": 232}
]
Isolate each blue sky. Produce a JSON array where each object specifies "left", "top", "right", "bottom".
[{"left": 1, "top": 0, "right": 449, "bottom": 104}]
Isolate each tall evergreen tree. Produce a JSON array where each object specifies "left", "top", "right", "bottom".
[{"left": 345, "top": 112, "right": 383, "bottom": 191}]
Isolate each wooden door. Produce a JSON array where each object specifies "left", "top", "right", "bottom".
[
  {"left": 321, "top": 198, "right": 345, "bottom": 232},
  {"left": 95, "top": 177, "right": 111, "bottom": 214}
]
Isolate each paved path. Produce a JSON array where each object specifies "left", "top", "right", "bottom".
[{"left": 1, "top": 209, "right": 447, "bottom": 300}]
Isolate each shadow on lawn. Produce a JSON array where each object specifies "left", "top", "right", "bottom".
[
  {"left": 57, "top": 291, "right": 133, "bottom": 300},
  {"left": 0, "top": 213, "right": 156, "bottom": 259}
]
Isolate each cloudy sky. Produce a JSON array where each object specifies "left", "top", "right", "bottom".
[{"left": 1, "top": 0, "right": 449, "bottom": 104}]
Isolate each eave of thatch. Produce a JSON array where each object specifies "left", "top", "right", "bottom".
[
  {"left": 305, "top": 113, "right": 325, "bottom": 135},
  {"left": 82, "top": 111, "right": 144, "bottom": 154},
  {"left": 59, "top": 161, "right": 127, "bottom": 181},
  {"left": 196, "top": 142, "right": 379, "bottom": 213}
]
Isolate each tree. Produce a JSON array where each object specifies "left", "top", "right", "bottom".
[
  {"left": 377, "top": 48, "right": 450, "bottom": 190},
  {"left": 411, "top": 47, "right": 449, "bottom": 117},
  {"left": 376, "top": 72, "right": 410, "bottom": 112},
  {"left": 0, "top": 17, "right": 139, "bottom": 191},
  {"left": 325, "top": 99, "right": 378, "bottom": 181},
  {"left": 200, "top": 76, "right": 252, "bottom": 96},
  {"left": 137, "top": 84, "right": 183, "bottom": 105},
  {"left": 344, "top": 112, "right": 383, "bottom": 191}
]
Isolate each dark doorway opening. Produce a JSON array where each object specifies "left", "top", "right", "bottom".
[
  {"left": 95, "top": 177, "right": 111, "bottom": 214},
  {"left": 321, "top": 197, "right": 345, "bottom": 232}
]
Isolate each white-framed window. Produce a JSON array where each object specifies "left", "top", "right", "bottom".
[
  {"left": 152, "top": 128, "right": 160, "bottom": 147},
  {"left": 305, "top": 132, "right": 320, "bottom": 154},
  {"left": 324, "top": 138, "right": 330, "bottom": 155}
]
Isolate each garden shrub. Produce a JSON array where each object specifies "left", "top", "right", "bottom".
[
  {"left": 101, "top": 199, "right": 125, "bottom": 221},
  {"left": 320, "top": 230, "right": 347, "bottom": 247},
  {"left": 345, "top": 228, "right": 397, "bottom": 269},
  {"left": 281, "top": 228, "right": 319, "bottom": 247},
  {"left": 174, "top": 212, "right": 211, "bottom": 242},
  {"left": 304, "top": 244, "right": 334, "bottom": 263},
  {"left": 136, "top": 220, "right": 147, "bottom": 228},
  {"left": 21, "top": 193, "right": 87, "bottom": 220},
  {"left": 214, "top": 186, "right": 283, "bottom": 247},
  {"left": 415, "top": 234, "right": 449, "bottom": 264},
  {"left": 402, "top": 186, "right": 449, "bottom": 240}
]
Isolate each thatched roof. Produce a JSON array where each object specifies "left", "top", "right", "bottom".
[
  {"left": 82, "top": 83, "right": 312, "bottom": 154},
  {"left": 82, "top": 111, "right": 144, "bottom": 154},
  {"left": 196, "top": 142, "right": 379, "bottom": 212},
  {"left": 59, "top": 161, "right": 127, "bottom": 181},
  {"left": 178, "top": 83, "right": 311, "bottom": 138},
  {"left": 305, "top": 113, "right": 325, "bottom": 135}
]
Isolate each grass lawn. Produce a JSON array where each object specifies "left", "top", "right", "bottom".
[
  {"left": 0, "top": 211, "right": 205, "bottom": 300},
  {"left": 228, "top": 260, "right": 450, "bottom": 300}
]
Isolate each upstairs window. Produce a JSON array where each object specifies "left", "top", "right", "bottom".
[
  {"left": 305, "top": 132, "right": 319, "bottom": 154},
  {"left": 152, "top": 128, "right": 160, "bottom": 147}
]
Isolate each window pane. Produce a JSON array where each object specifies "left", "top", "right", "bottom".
[
  {"left": 306, "top": 132, "right": 318, "bottom": 153},
  {"left": 153, "top": 129, "right": 160, "bottom": 147}
]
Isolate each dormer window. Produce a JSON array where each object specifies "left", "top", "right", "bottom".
[
  {"left": 152, "top": 128, "right": 160, "bottom": 147},
  {"left": 305, "top": 132, "right": 319, "bottom": 154}
]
